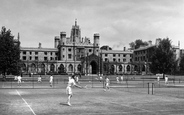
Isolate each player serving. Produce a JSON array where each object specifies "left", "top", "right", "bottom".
[{"left": 66, "top": 74, "right": 84, "bottom": 106}]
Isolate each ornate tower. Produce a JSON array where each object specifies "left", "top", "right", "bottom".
[
  {"left": 14, "top": 33, "right": 20, "bottom": 46},
  {"left": 70, "top": 19, "right": 81, "bottom": 43}
]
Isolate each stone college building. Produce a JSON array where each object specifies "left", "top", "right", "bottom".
[{"left": 19, "top": 20, "right": 133, "bottom": 75}]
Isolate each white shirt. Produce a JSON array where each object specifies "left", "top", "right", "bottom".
[
  {"left": 14, "top": 76, "right": 18, "bottom": 80},
  {"left": 76, "top": 76, "right": 79, "bottom": 82},
  {"left": 17, "top": 76, "right": 21, "bottom": 81},
  {"left": 106, "top": 78, "right": 110, "bottom": 84},
  {"left": 121, "top": 76, "right": 123, "bottom": 80},
  {"left": 38, "top": 77, "right": 41, "bottom": 81},
  {"left": 165, "top": 77, "right": 168, "bottom": 81},
  {"left": 157, "top": 77, "right": 160, "bottom": 81},
  {"left": 67, "top": 78, "right": 76, "bottom": 87},
  {"left": 50, "top": 76, "right": 53, "bottom": 82}
]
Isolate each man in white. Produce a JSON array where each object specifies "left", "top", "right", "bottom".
[
  {"left": 120, "top": 75, "right": 123, "bottom": 83},
  {"left": 76, "top": 76, "right": 79, "bottom": 83},
  {"left": 38, "top": 75, "right": 42, "bottom": 83},
  {"left": 17, "top": 75, "right": 22, "bottom": 86},
  {"left": 14, "top": 76, "right": 17, "bottom": 80},
  {"left": 157, "top": 76, "right": 160, "bottom": 84},
  {"left": 99, "top": 76, "right": 103, "bottom": 82},
  {"left": 104, "top": 77, "right": 110, "bottom": 91},
  {"left": 165, "top": 76, "right": 168, "bottom": 85},
  {"left": 116, "top": 76, "right": 119, "bottom": 83},
  {"left": 66, "top": 75, "right": 82, "bottom": 106},
  {"left": 49, "top": 75, "right": 53, "bottom": 87}
]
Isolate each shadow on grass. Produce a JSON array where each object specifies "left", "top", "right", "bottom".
[{"left": 60, "top": 102, "right": 70, "bottom": 106}]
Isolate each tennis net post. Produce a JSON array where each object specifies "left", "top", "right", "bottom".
[
  {"left": 148, "top": 83, "right": 149, "bottom": 94},
  {"left": 152, "top": 83, "right": 154, "bottom": 95}
]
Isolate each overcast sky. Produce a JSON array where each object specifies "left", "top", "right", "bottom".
[{"left": 0, "top": 0, "right": 184, "bottom": 50}]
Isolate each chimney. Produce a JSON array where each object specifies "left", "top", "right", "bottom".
[
  {"left": 124, "top": 47, "right": 126, "bottom": 51},
  {"left": 38, "top": 43, "right": 42, "bottom": 48},
  {"left": 155, "top": 38, "right": 161, "bottom": 46},
  {"left": 148, "top": 40, "right": 152, "bottom": 46}
]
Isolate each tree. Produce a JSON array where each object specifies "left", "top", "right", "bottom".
[
  {"left": 129, "top": 39, "right": 148, "bottom": 50},
  {"left": 100, "top": 45, "right": 112, "bottom": 50},
  {"left": 0, "top": 27, "right": 20, "bottom": 76},
  {"left": 179, "top": 56, "right": 184, "bottom": 74},
  {"left": 149, "top": 38, "right": 176, "bottom": 77}
]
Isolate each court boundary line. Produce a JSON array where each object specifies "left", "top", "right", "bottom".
[{"left": 16, "top": 89, "right": 36, "bottom": 115}]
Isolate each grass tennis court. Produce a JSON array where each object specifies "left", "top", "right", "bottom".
[
  {"left": 1, "top": 87, "right": 184, "bottom": 115},
  {"left": 0, "top": 75, "right": 184, "bottom": 115}
]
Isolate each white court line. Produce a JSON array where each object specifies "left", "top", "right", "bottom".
[{"left": 16, "top": 90, "right": 36, "bottom": 115}]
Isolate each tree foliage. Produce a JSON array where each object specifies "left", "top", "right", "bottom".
[
  {"left": 179, "top": 56, "right": 184, "bottom": 74},
  {"left": 100, "top": 45, "right": 112, "bottom": 50},
  {"left": 0, "top": 27, "right": 20, "bottom": 75},
  {"left": 129, "top": 39, "right": 148, "bottom": 50},
  {"left": 149, "top": 38, "right": 176, "bottom": 75}
]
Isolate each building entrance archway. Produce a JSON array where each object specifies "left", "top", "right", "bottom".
[{"left": 90, "top": 61, "right": 98, "bottom": 74}]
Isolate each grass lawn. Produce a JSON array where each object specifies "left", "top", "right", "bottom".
[
  {"left": 0, "top": 74, "right": 184, "bottom": 115},
  {"left": 1, "top": 85, "right": 184, "bottom": 115}
]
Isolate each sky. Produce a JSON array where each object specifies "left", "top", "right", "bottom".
[{"left": 0, "top": 0, "right": 184, "bottom": 50}]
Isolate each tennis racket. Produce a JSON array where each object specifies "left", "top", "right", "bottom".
[{"left": 83, "top": 85, "right": 92, "bottom": 89}]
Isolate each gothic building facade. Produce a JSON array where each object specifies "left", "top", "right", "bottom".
[{"left": 19, "top": 20, "right": 134, "bottom": 75}]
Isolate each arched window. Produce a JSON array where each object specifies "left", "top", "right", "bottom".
[
  {"left": 110, "top": 65, "right": 115, "bottom": 74},
  {"left": 22, "top": 63, "right": 26, "bottom": 72},
  {"left": 127, "top": 65, "right": 130, "bottom": 72},
  {"left": 103, "top": 64, "right": 107, "bottom": 72},
  {"left": 77, "top": 64, "right": 82, "bottom": 72},
  {"left": 119, "top": 65, "right": 123, "bottom": 72},
  {"left": 134, "top": 65, "right": 138, "bottom": 71},
  {"left": 31, "top": 63, "right": 36, "bottom": 73},
  {"left": 68, "top": 64, "right": 73, "bottom": 72},
  {"left": 41, "top": 63, "right": 45, "bottom": 74},
  {"left": 142, "top": 65, "right": 145, "bottom": 71},
  {"left": 50, "top": 64, "right": 55, "bottom": 72},
  {"left": 58, "top": 64, "right": 65, "bottom": 73}
]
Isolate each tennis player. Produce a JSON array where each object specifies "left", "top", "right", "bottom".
[
  {"left": 165, "top": 75, "right": 168, "bottom": 85},
  {"left": 76, "top": 75, "right": 79, "bottom": 83},
  {"left": 66, "top": 74, "right": 83, "bottom": 106},
  {"left": 116, "top": 76, "right": 119, "bottom": 83},
  {"left": 157, "top": 76, "right": 160, "bottom": 84},
  {"left": 38, "top": 75, "right": 42, "bottom": 83},
  {"left": 14, "top": 76, "right": 18, "bottom": 80},
  {"left": 49, "top": 75, "right": 53, "bottom": 87},
  {"left": 17, "top": 75, "right": 22, "bottom": 86},
  {"left": 99, "top": 76, "right": 103, "bottom": 82},
  {"left": 104, "top": 77, "right": 110, "bottom": 91},
  {"left": 120, "top": 75, "right": 123, "bottom": 83}
]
